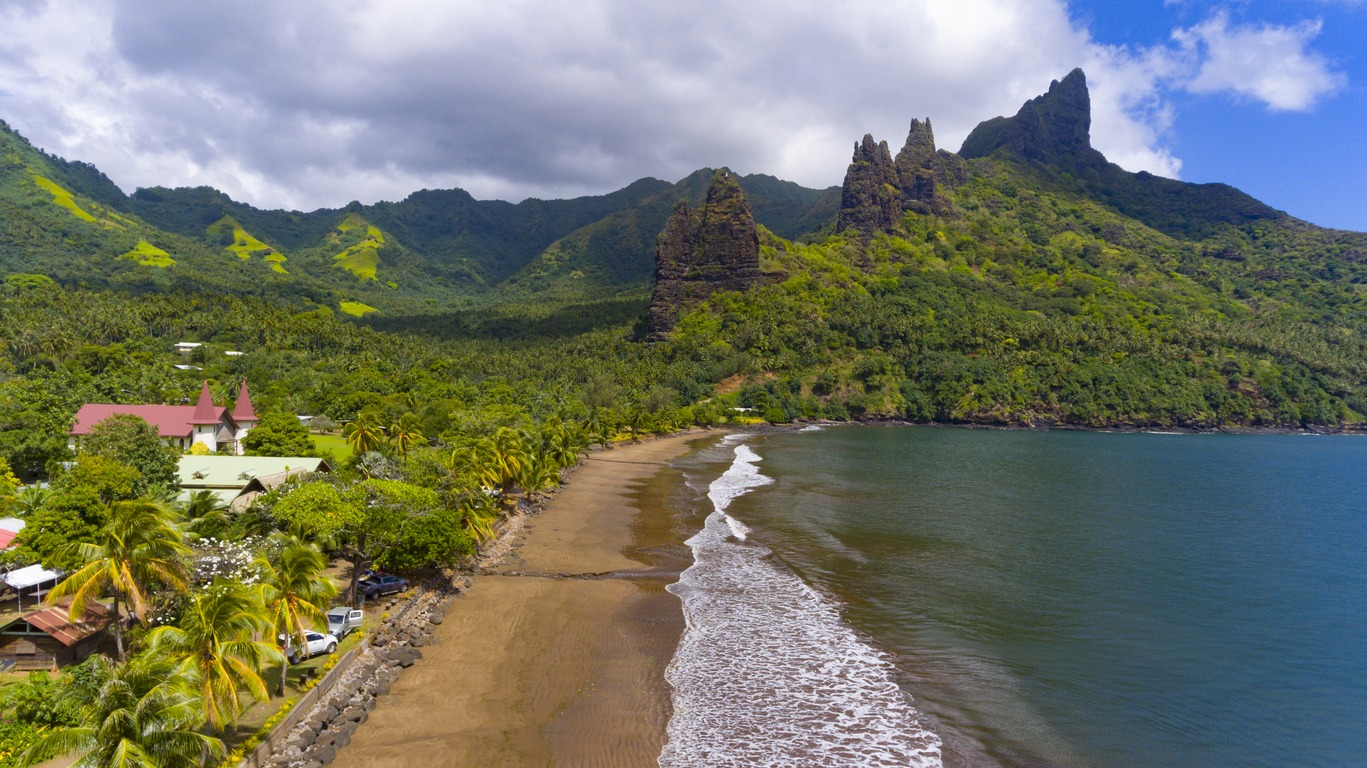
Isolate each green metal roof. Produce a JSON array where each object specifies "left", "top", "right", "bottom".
[{"left": 177, "top": 456, "right": 330, "bottom": 489}]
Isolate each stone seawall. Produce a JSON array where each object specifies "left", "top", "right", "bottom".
[{"left": 241, "top": 580, "right": 468, "bottom": 768}]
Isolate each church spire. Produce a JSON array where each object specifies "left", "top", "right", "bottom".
[
  {"left": 232, "top": 380, "right": 257, "bottom": 423},
  {"left": 190, "top": 381, "right": 220, "bottom": 424}
]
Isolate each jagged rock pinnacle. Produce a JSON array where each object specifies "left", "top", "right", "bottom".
[
  {"left": 646, "top": 169, "right": 761, "bottom": 341},
  {"left": 837, "top": 134, "right": 901, "bottom": 237},
  {"left": 959, "top": 68, "right": 1102, "bottom": 165}
]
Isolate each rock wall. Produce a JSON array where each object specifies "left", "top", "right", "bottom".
[{"left": 247, "top": 583, "right": 468, "bottom": 768}]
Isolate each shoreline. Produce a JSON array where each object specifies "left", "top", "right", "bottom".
[
  {"left": 330, "top": 431, "right": 715, "bottom": 768},
  {"left": 853, "top": 417, "right": 1367, "bottom": 436}
]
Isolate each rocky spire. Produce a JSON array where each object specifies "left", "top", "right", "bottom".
[
  {"left": 959, "top": 68, "right": 1103, "bottom": 165},
  {"left": 646, "top": 169, "right": 761, "bottom": 341},
  {"left": 837, "top": 134, "right": 902, "bottom": 237},
  {"left": 895, "top": 119, "right": 940, "bottom": 214}
]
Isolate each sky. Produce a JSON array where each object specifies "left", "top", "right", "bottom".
[{"left": 0, "top": 0, "right": 1362, "bottom": 231}]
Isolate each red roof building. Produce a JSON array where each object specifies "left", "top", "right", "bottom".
[
  {"left": 0, "top": 599, "right": 114, "bottom": 670},
  {"left": 68, "top": 381, "right": 257, "bottom": 455}
]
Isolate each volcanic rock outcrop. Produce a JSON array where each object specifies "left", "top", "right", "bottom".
[
  {"left": 836, "top": 135, "right": 902, "bottom": 236},
  {"left": 646, "top": 169, "right": 762, "bottom": 341},
  {"left": 837, "top": 119, "right": 967, "bottom": 238},
  {"left": 959, "top": 68, "right": 1105, "bottom": 168}
]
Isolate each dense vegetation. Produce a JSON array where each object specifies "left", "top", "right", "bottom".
[{"left": 0, "top": 68, "right": 1364, "bottom": 765}]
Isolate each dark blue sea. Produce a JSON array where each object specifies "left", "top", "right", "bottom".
[{"left": 660, "top": 426, "right": 1367, "bottom": 768}]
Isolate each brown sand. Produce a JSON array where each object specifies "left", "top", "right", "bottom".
[{"left": 331, "top": 433, "right": 710, "bottom": 768}]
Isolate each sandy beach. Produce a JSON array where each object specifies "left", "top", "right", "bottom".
[{"left": 331, "top": 432, "right": 710, "bottom": 768}]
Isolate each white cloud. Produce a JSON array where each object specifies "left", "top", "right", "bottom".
[
  {"left": 1172, "top": 11, "right": 1345, "bottom": 110},
  {"left": 0, "top": 0, "right": 1347, "bottom": 209}
]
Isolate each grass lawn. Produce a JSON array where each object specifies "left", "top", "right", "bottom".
[{"left": 311, "top": 432, "right": 351, "bottom": 457}]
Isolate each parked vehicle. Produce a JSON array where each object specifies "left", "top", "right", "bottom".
[
  {"left": 359, "top": 573, "right": 409, "bottom": 599},
  {"left": 284, "top": 630, "right": 338, "bottom": 664},
  {"left": 327, "top": 607, "right": 363, "bottom": 639}
]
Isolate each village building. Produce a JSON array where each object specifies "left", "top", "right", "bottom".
[
  {"left": 177, "top": 455, "right": 332, "bottom": 511},
  {"left": 0, "top": 598, "right": 113, "bottom": 671},
  {"left": 68, "top": 381, "right": 258, "bottom": 455},
  {"left": 0, "top": 518, "right": 24, "bottom": 551}
]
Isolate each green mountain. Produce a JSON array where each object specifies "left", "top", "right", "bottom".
[
  {"left": 0, "top": 67, "right": 1363, "bottom": 432},
  {"left": 642, "top": 69, "right": 1365, "bottom": 428},
  {"left": 0, "top": 120, "right": 836, "bottom": 314}
]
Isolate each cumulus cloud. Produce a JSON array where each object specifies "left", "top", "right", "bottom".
[
  {"left": 1173, "top": 11, "right": 1345, "bottom": 110},
  {"left": 0, "top": 0, "right": 1347, "bottom": 210}
]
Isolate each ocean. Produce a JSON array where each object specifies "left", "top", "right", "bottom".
[{"left": 659, "top": 426, "right": 1367, "bottom": 768}]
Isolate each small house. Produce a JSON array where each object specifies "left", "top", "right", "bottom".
[
  {"left": 0, "top": 518, "right": 24, "bottom": 550},
  {"left": 0, "top": 599, "right": 113, "bottom": 671}
]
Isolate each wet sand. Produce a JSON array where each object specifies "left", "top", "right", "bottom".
[{"left": 332, "top": 433, "right": 710, "bottom": 768}]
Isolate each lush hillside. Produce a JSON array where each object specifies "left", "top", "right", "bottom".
[
  {"left": 643, "top": 71, "right": 1366, "bottom": 428},
  {"left": 0, "top": 68, "right": 1363, "bottom": 439},
  {"left": 1, "top": 117, "right": 837, "bottom": 310}
]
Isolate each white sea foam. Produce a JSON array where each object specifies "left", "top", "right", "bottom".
[{"left": 661, "top": 443, "right": 943, "bottom": 768}]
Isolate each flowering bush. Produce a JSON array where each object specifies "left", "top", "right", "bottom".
[{"left": 188, "top": 535, "right": 266, "bottom": 584}]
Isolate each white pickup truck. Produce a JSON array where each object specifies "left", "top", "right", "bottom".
[{"left": 326, "top": 607, "right": 363, "bottom": 639}]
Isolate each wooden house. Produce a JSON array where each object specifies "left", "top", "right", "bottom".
[{"left": 0, "top": 600, "right": 114, "bottom": 671}]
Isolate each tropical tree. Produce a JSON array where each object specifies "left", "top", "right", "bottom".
[
  {"left": 179, "top": 490, "right": 226, "bottom": 523},
  {"left": 386, "top": 413, "right": 425, "bottom": 457},
  {"left": 144, "top": 579, "right": 283, "bottom": 730},
  {"left": 77, "top": 414, "right": 179, "bottom": 494},
  {"left": 13, "top": 484, "right": 51, "bottom": 517},
  {"left": 624, "top": 405, "right": 649, "bottom": 443},
  {"left": 479, "top": 427, "right": 528, "bottom": 495},
  {"left": 255, "top": 541, "right": 338, "bottom": 696},
  {"left": 0, "top": 456, "right": 19, "bottom": 516},
  {"left": 354, "top": 450, "right": 399, "bottom": 481},
  {"left": 342, "top": 414, "right": 385, "bottom": 455},
  {"left": 48, "top": 499, "right": 190, "bottom": 661},
  {"left": 584, "top": 408, "right": 616, "bottom": 449},
  {"left": 241, "top": 411, "right": 315, "bottom": 457},
  {"left": 18, "top": 654, "right": 224, "bottom": 768},
  {"left": 456, "top": 491, "right": 499, "bottom": 549}
]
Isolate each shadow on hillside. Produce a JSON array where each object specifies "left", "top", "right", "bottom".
[{"left": 360, "top": 297, "right": 649, "bottom": 342}]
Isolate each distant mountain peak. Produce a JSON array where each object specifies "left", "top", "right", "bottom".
[{"left": 960, "top": 67, "right": 1101, "bottom": 165}]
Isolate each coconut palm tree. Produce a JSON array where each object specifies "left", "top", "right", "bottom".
[
  {"left": 624, "top": 405, "right": 649, "bottom": 443},
  {"left": 48, "top": 499, "right": 190, "bottom": 661},
  {"left": 255, "top": 541, "right": 338, "bottom": 696},
  {"left": 387, "top": 413, "right": 425, "bottom": 457},
  {"left": 457, "top": 491, "right": 500, "bottom": 550},
  {"left": 18, "top": 655, "right": 224, "bottom": 768},
  {"left": 178, "top": 490, "right": 225, "bottom": 522},
  {"left": 343, "top": 414, "right": 385, "bottom": 455},
  {"left": 482, "top": 427, "right": 528, "bottom": 495},
  {"left": 145, "top": 579, "right": 284, "bottom": 730}
]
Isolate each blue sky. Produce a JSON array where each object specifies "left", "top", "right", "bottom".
[
  {"left": 0, "top": 0, "right": 1361, "bottom": 231},
  {"left": 1071, "top": 0, "right": 1366, "bottom": 230}
]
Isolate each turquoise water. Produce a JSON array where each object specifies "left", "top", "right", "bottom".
[{"left": 682, "top": 426, "right": 1367, "bottom": 768}]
